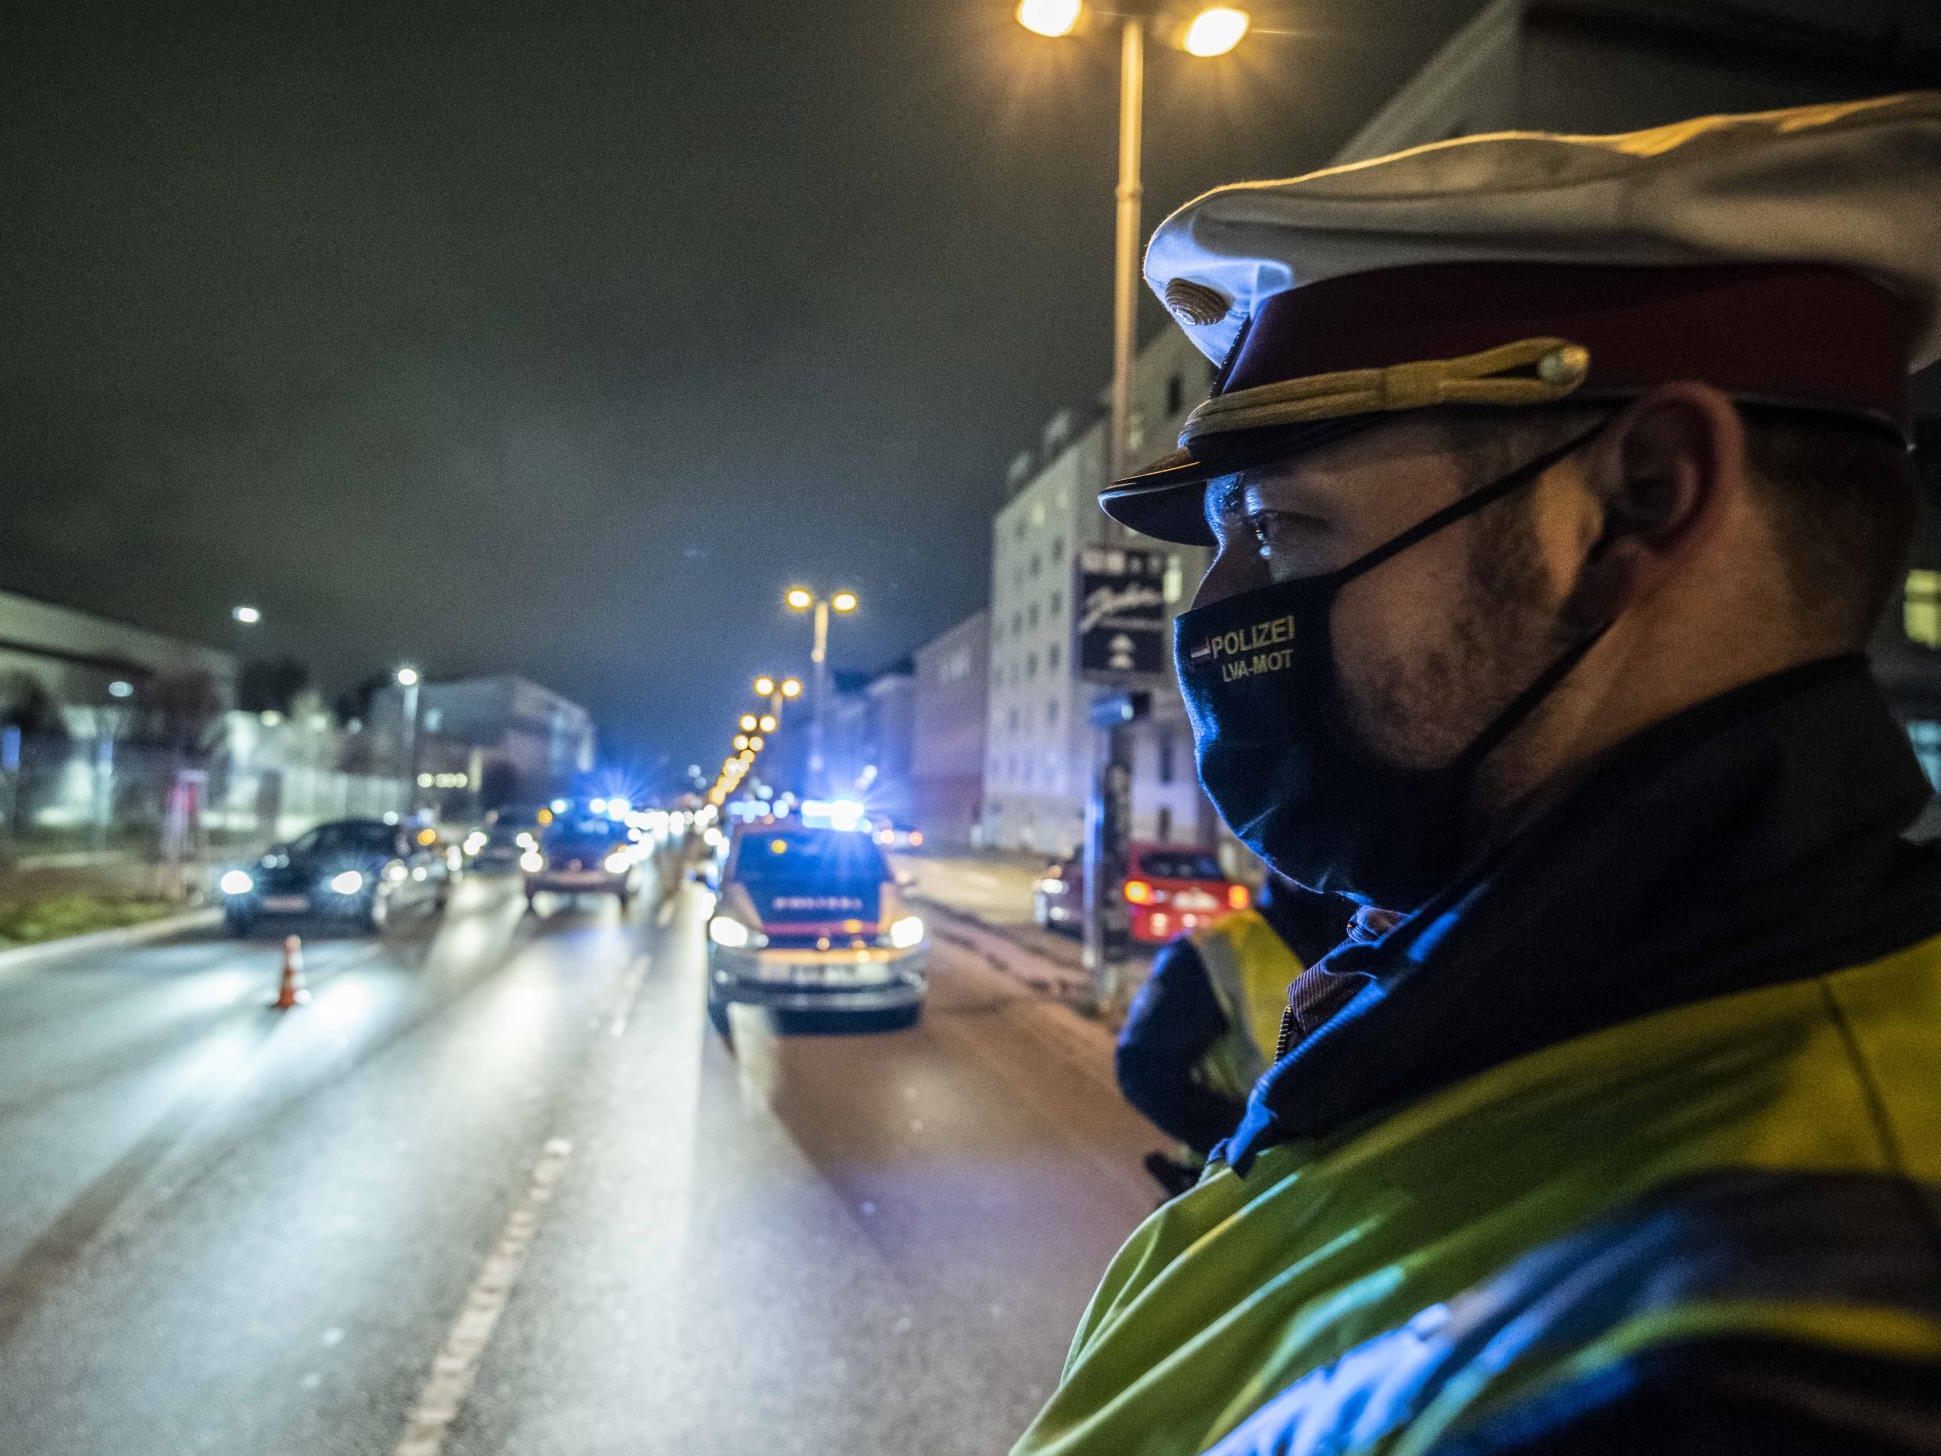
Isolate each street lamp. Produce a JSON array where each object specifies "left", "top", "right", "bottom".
[
  {"left": 1015, "top": 2, "right": 1254, "bottom": 478},
  {"left": 396, "top": 665, "right": 422, "bottom": 811},
  {"left": 231, "top": 605, "right": 261, "bottom": 625},
  {"left": 784, "top": 587, "right": 860, "bottom": 794}
]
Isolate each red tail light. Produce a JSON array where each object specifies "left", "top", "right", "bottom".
[
  {"left": 1123, "top": 878, "right": 1154, "bottom": 905},
  {"left": 1228, "top": 883, "right": 1252, "bottom": 910}
]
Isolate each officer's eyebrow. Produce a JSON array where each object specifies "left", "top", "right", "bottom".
[{"left": 1204, "top": 475, "right": 1249, "bottom": 527}]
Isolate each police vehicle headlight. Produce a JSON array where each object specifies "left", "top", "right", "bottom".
[
  {"left": 516, "top": 832, "right": 536, "bottom": 850},
  {"left": 463, "top": 832, "right": 486, "bottom": 854},
  {"left": 603, "top": 851, "right": 632, "bottom": 875},
  {"left": 219, "top": 869, "right": 254, "bottom": 897},
  {"left": 521, "top": 851, "right": 544, "bottom": 873},
  {"left": 330, "top": 870, "right": 365, "bottom": 895},
  {"left": 886, "top": 914, "right": 925, "bottom": 950},
  {"left": 708, "top": 915, "right": 762, "bottom": 949}
]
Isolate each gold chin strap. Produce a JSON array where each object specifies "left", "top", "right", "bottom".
[{"left": 1180, "top": 336, "right": 1591, "bottom": 444}]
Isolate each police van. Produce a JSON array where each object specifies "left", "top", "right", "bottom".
[{"left": 703, "top": 819, "right": 927, "bottom": 1036}]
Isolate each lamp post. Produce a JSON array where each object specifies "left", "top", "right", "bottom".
[
  {"left": 1014, "top": 2, "right": 1252, "bottom": 479},
  {"left": 395, "top": 666, "right": 421, "bottom": 813},
  {"left": 783, "top": 588, "right": 857, "bottom": 795}
]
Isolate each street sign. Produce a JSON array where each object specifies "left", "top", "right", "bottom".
[{"left": 1075, "top": 547, "right": 1168, "bottom": 678}]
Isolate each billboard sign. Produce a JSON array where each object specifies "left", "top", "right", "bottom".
[{"left": 1075, "top": 547, "right": 1168, "bottom": 677}]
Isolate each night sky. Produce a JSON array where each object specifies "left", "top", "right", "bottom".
[{"left": 8, "top": 0, "right": 1564, "bottom": 775}]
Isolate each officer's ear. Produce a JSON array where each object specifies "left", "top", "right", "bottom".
[{"left": 1563, "top": 382, "right": 1744, "bottom": 623}]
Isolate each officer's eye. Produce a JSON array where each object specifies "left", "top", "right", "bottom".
[{"left": 1241, "top": 510, "right": 1321, "bottom": 560}]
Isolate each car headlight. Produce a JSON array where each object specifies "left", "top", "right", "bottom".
[
  {"left": 464, "top": 833, "right": 486, "bottom": 854},
  {"left": 385, "top": 862, "right": 409, "bottom": 882},
  {"left": 886, "top": 914, "right": 925, "bottom": 950},
  {"left": 708, "top": 915, "right": 759, "bottom": 949},
  {"left": 219, "top": 869, "right": 254, "bottom": 896},
  {"left": 516, "top": 832, "right": 536, "bottom": 849},
  {"left": 520, "top": 851, "right": 544, "bottom": 873},
  {"left": 330, "top": 870, "right": 365, "bottom": 895},
  {"left": 603, "top": 851, "right": 632, "bottom": 874}
]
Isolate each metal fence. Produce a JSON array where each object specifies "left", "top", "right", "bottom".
[{"left": 0, "top": 731, "right": 408, "bottom": 865}]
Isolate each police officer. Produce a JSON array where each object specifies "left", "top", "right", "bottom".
[
  {"left": 1014, "top": 95, "right": 1941, "bottom": 1455},
  {"left": 1116, "top": 876, "right": 1351, "bottom": 1175}
]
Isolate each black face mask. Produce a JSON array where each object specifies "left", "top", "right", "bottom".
[{"left": 1174, "top": 427, "right": 1609, "bottom": 910}]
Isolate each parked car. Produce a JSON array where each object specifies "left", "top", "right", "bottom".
[
  {"left": 218, "top": 818, "right": 453, "bottom": 936},
  {"left": 1033, "top": 843, "right": 1251, "bottom": 945},
  {"left": 704, "top": 821, "right": 926, "bottom": 1035},
  {"left": 522, "top": 812, "right": 640, "bottom": 910},
  {"left": 872, "top": 819, "right": 925, "bottom": 851}
]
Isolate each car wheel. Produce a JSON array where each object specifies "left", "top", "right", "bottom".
[
  {"left": 616, "top": 887, "right": 632, "bottom": 910},
  {"left": 524, "top": 892, "right": 538, "bottom": 913},
  {"left": 706, "top": 996, "right": 732, "bottom": 1039},
  {"left": 880, "top": 1002, "right": 923, "bottom": 1031}
]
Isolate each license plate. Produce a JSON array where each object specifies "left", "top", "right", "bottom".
[
  {"left": 544, "top": 872, "right": 608, "bottom": 886},
  {"left": 261, "top": 895, "right": 309, "bottom": 913},
  {"left": 1175, "top": 892, "right": 1218, "bottom": 911}
]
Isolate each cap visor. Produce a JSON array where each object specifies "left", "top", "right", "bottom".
[{"left": 1099, "top": 416, "right": 1388, "bottom": 546}]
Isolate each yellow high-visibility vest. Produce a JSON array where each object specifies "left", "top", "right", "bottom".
[
  {"left": 1014, "top": 933, "right": 1941, "bottom": 1456},
  {"left": 1190, "top": 908, "right": 1305, "bottom": 1103}
]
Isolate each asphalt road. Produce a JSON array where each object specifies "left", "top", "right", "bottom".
[{"left": 0, "top": 858, "right": 1161, "bottom": 1455}]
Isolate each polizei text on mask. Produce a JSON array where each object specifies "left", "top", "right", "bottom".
[{"left": 1190, "top": 614, "right": 1297, "bottom": 681}]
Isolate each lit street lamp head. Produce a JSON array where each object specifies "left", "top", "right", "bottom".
[
  {"left": 231, "top": 605, "right": 261, "bottom": 625},
  {"left": 781, "top": 678, "right": 803, "bottom": 698},
  {"left": 1181, "top": 5, "right": 1250, "bottom": 56},
  {"left": 754, "top": 675, "right": 776, "bottom": 697},
  {"left": 739, "top": 713, "right": 758, "bottom": 731},
  {"left": 395, "top": 666, "right": 420, "bottom": 688},
  {"left": 1016, "top": 0, "right": 1081, "bottom": 39},
  {"left": 785, "top": 587, "right": 815, "bottom": 612},
  {"left": 831, "top": 590, "right": 859, "bottom": 614}
]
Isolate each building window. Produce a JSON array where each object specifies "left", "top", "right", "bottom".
[
  {"left": 1911, "top": 721, "right": 1941, "bottom": 790},
  {"left": 1157, "top": 805, "right": 1174, "bottom": 842},
  {"left": 1047, "top": 696, "right": 1059, "bottom": 725},
  {"left": 1030, "top": 552, "right": 1041, "bottom": 579},
  {"left": 1008, "top": 706, "right": 1020, "bottom": 732},
  {"left": 1157, "top": 729, "right": 1176, "bottom": 784},
  {"left": 1166, "top": 373, "right": 1183, "bottom": 416},
  {"left": 1051, "top": 535, "right": 1064, "bottom": 561},
  {"left": 1026, "top": 651, "right": 1038, "bottom": 679},
  {"left": 1050, "top": 588, "right": 1062, "bottom": 618},
  {"left": 1048, "top": 641, "right": 1061, "bottom": 671},
  {"left": 1163, "top": 555, "right": 1184, "bottom": 606},
  {"left": 1027, "top": 601, "right": 1039, "bottom": 629},
  {"left": 1012, "top": 611, "right": 1023, "bottom": 637},
  {"left": 1906, "top": 570, "right": 1941, "bottom": 648}
]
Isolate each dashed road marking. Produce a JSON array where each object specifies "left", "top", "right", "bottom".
[
  {"left": 608, "top": 953, "right": 653, "bottom": 1037},
  {"left": 391, "top": 1137, "right": 573, "bottom": 1456}
]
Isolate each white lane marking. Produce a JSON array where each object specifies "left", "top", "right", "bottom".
[
  {"left": 608, "top": 952, "right": 653, "bottom": 1037},
  {"left": 961, "top": 871, "right": 1001, "bottom": 889},
  {"left": 391, "top": 1137, "right": 573, "bottom": 1456}
]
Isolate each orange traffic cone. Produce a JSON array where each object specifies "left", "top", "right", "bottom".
[{"left": 271, "top": 934, "right": 311, "bottom": 1010}]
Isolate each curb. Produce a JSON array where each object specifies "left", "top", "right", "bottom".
[{"left": 0, "top": 907, "right": 221, "bottom": 974}]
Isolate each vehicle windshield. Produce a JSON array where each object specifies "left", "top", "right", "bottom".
[
  {"left": 733, "top": 828, "right": 887, "bottom": 885},
  {"left": 1137, "top": 850, "right": 1225, "bottom": 881},
  {"left": 288, "top": 822, "right": 397, "bottom": 858},
  {"left": 543, "top": 815, "right": 627, "bottom": 846}
]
